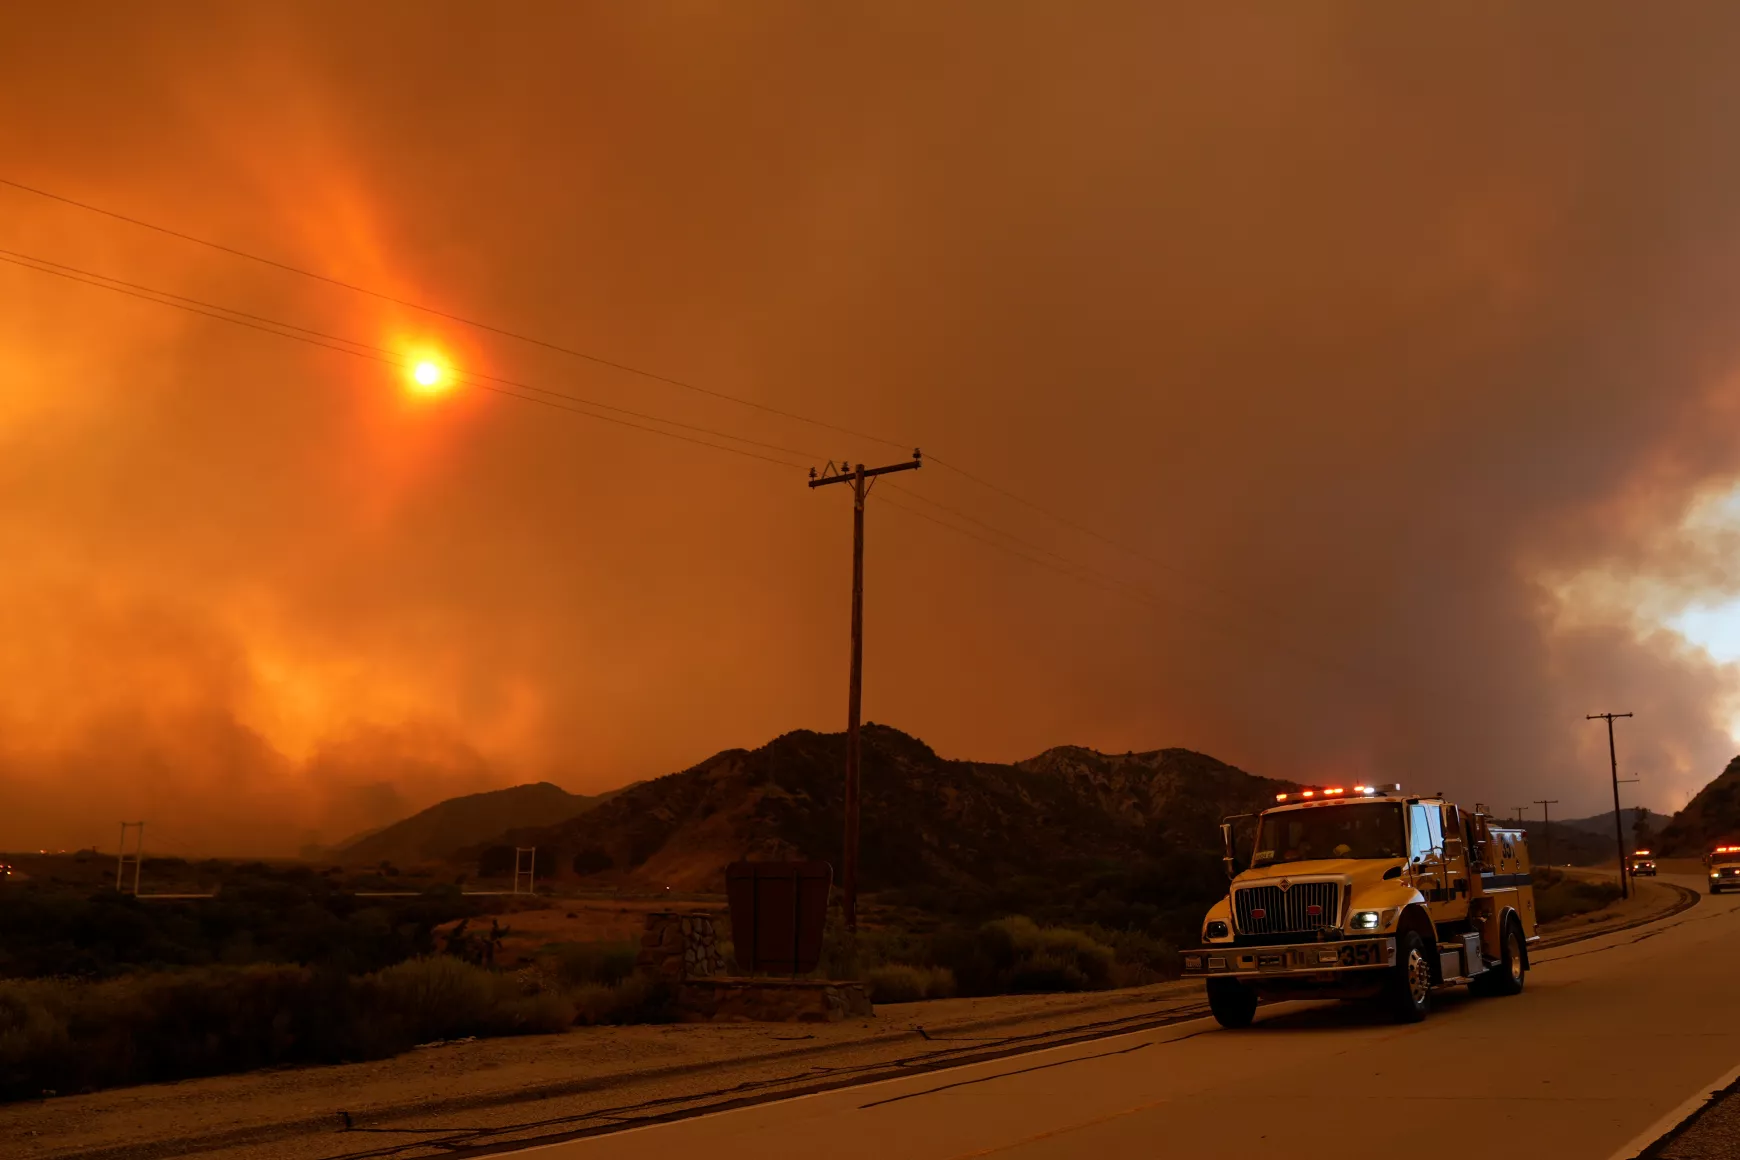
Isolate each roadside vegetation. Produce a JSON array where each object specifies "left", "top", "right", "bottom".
[
  {"left": 0, "top": 862, "right": 673, "bottom": 1101},
  {"left": 1532, "top": 867, "right": 1624, "bottom": 925},
  {"left": 0, "top": 955, "right": 651, "bottom": 1101},
  {"left": 4, "top": 846, "right": 1632, "bottom": 1101}
]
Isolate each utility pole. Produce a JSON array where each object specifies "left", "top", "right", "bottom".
[
  {"left": 1587, "top": 712, "right": 1634, "bottom": 899},
  {"left": 809, "top": 449, "right": 922, "bottom": 932},
  {"left": 1535, "top": 799, "right": 1559, "bottom": 872},
  {"left": 1512, "top": 806, "right": 1527, "bottom": 823},
  {"left": 116, "top": 821, "right": 144, "bottom": 895}
]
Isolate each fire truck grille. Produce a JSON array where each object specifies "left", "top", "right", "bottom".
[{"left": 1233, "top": 882, "right": 1341, "bottom": 935}]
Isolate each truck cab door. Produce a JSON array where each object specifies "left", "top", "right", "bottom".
[
  {"left": 1436, "top": 804, "right": 1472, "bottom": 922},
  {"left": 1407, "top": 801, "right": 1447, "bottom": 906}
]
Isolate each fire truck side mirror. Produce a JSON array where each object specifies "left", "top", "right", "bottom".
[{"left": 1220, "top": 822, "right": 1237, "bottom": 879}]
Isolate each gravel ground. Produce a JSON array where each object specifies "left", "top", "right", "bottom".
[{"left": 1651, "top": 1079, "right": 1740, "bottom": 1159}]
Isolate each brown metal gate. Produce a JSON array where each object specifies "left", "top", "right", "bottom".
[{"left": 725, "top": 861, "right": 832, "bottom": 975}]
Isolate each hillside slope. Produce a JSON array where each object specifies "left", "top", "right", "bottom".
[
  {"left": 338, "top": 782, "right": 602, "bottom": 867},
  {"left": 1659, "top": 755, "right": 1740, "bottom": 854},
  {"left": 469, "top": 725, "right": 1294, "bottom": 894}
]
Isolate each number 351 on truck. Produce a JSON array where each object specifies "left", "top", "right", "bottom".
[{"left": 1181, "top": 784, "right": 1537, "bottom": 1027}]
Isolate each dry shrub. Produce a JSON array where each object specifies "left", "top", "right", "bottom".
[
  {"left": 862, "top": 964, "right": 957, "bottom": 1003},
  {"left": 0, "top": 956, "right": 589, "bottom": 1102},
  {"left": 550, "top": 941, "right": 639, "bottom": 988}
]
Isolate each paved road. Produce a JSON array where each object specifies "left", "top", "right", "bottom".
[{"left": 519, "top": 875, "right": 1740, "bottom": 1160}]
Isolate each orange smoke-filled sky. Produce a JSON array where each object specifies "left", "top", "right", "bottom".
[{"left": 6, "top": 4, "right": 1740, "bottom": 855}]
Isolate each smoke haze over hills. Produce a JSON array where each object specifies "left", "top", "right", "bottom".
[{"left": 6, "top": 6, "right": 1740, "bottom": 853}]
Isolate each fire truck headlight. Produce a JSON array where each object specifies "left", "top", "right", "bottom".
[
  {"left": 1204, "top": 920, "right": 1230, "bottom": 940},
  {"left": 1351, "top": 910, "right": 1381, "bottom": 931}
]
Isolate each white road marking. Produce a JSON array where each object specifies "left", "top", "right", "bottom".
[{"left": 1603, "top": 1058, "right": 1740, "bottom": 1160}]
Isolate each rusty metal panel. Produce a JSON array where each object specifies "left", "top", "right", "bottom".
[{"left": 725, "top": 861, "right": 832, "bottom": 975}]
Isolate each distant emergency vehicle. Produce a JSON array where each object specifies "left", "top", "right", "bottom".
[
  {"left": 1182, "top": 784, "right": 1536, "bottom": 1027},
  {"left": 1627, "top": 850, "right": 1657, "bottom": 877},
  {"left": 1708, "top": 846, "right": 1740, "bottom": 894}
]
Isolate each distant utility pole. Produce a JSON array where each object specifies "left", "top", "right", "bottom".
[
  {"left": 1535, "top": 800, "right": 1559, "bottom": 870},
  {"left": 1512, "top": 806, "right": 1527, "bottom": 823},
  {"left": 809, "top": 449, "right": 922, "bottom": 932},
  {"left": 1587, "top": 712, "right": 1634, "bottom": 899},
  {"left": 116, "top": 821, "right": 144, "bottom": 895}
]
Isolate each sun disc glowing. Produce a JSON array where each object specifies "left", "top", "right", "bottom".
[{"left": 412, "top": 360, "right": 443, "bottom": 388}]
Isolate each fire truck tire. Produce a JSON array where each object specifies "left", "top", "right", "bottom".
[
  {"left": 1206, "top": 978, "right": 1258, "bottom": 1029},
  {"left": 1380, "top": 931, "right": 1431, "bottom": 1022},
  {"left": 1480, "top": 921, "right": 1526, "bottom": 997}
]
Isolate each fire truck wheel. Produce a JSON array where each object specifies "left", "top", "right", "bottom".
[
  {"left": 1483, "top": 921, "right": 1525, "bottom": 997},
  {"left": 1206, "top": 978, "right": 1258, "bottom": 1029},
  {"left": 1381, "top": 931, "right": 1431, "bottom": 1022}
]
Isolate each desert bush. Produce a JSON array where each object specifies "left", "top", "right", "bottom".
[
  {"left": 1533, "top": 869, "right": 1623, "bottom": 924},
  {"left": 0, "top": 955, "right": 593, "bottom": 1103},
  {"left": 372, "top": 955, "right": 500, "bottom": 1040},
  {"left": 862, "top": 964, "right": 956, "bottom": 1003},
  {"left": 0, "top": 871, "right": 481, "bottom": 981},
  {"left": 932, "top": 916, "right": 1116, "bottom": 996},
  {"left": 571, "top": 973, "right": 672, "bottom": 1026},
  {"left": 552, "top": 940, "right": 638, "bottom": 988},
  {"left": 1085, "top": 925, "right": 1178, "bottom": 987}
]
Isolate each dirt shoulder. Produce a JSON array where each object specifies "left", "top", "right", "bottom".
[
  {"left": 2, "top": 979, "right": 1208, "bottom": 1160},
  {"left": 6, "top": 875, "right": 1689, "bottom": 1160},
  {"left": 1536, "top": 868, "right": 1689, "bottom": 943}
]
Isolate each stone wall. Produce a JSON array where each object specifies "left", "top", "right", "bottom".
[
  {"left": 635, "top": 911, "right": 725, "bottom": 982},
  {"left": 636, "top": 909, "right": 874, "bottom": 1022}
]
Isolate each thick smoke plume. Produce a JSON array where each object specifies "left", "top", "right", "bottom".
[{"left": 5, "top": 6, "right": 1740, "bottom": 852}]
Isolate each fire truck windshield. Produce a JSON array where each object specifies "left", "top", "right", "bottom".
[{"left": 1253, "top": 801, "right": 1406, "bottom": 867}]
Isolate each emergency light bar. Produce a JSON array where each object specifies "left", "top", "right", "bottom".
[
  {"left": 1275, "top": 783, "right": 1402, "bottom": 803},
  {"left": 1635, "top": 850, "right": 1651, "bottom": 857},
  {"left": 1716, "top": 846, "right": 1740, "bottom": 855}
]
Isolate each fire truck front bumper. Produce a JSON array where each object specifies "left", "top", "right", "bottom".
[{"left": 1181, "top": 937, "right": 1396, "bottom": 979}]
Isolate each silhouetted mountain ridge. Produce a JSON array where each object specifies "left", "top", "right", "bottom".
[
  {"left": 465, "top": 725, "right": 1296, "bottom": 894},
  {"left": 337, "top": 781, "right": 605, "bottom": 867}
]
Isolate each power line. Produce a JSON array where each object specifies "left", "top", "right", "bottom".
[
  {"left": 7, "top": 242, "right": 1353, "bottom": 681},
  {"left": 5, "top": 175, "right": 1291, "bottom": 620},
  {"left": 1, "top": 179, "right": 1236, "bottom": 609},
  {"left": 8, "top": 245, "right": 827, "bottom": 459},
  {"left": 877, "top": 483, "right": 1392, "bottom": 700},
  {"left": 0, "top": 175, "right": 911, "bottom": 452},
  {"left": 1, "top": 185, "right": 1500, "bottom": 712},
  {"left": 0, "top": 248, "right": 815, "bottom": 470},
  {"left": 7, "top": 244, "right": 1454, "bottom": 708},
  {"left": 927, "top": 453, "right": 1164, "bottom": 567}
]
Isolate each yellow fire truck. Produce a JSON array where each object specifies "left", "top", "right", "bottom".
[
  {"left": 1182, "top": 783, "right": 1537, "bottom": 1027},
  {"left": 1628, "top": 850, "right": 1657, "bottom": 877},
  {"left": 1707, "top": 845, "right": 1740, "bottom": 894}
]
